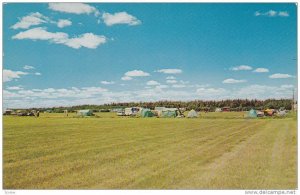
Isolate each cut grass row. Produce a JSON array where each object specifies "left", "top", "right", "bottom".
[{"left": 3, "top": 116, "right": 297, "bottom": 189}]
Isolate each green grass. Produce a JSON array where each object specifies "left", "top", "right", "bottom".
[{"left": 3, "top": 112, "right": 297, "bottom": 189}]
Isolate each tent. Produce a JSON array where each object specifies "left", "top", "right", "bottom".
[
  {"left": 187, "top": 109, "right": 198, "bottom": 118},
  {"left": 161, "top": 110, "right": 177, "bottom": 118},
  {"left": 77, "top": 109, "right": 93, "bottom": 116},
  {"left": 256, "top": 111, "right": 264, "bottom": 117},
  {"left": 215, "top": 108, "right": 222, "bottom": 112},
  {"left": 140, "top": 108, "right": 154, "bottom": 118},
  {"left": 277, "top": 110, "right": 287, "bottom": 117},
  {"left": 248, "top": 109, "right": 257, "bottom": 118},
  {"left": 155, "top": 107, "right": 165, "bottom": 117},
  {"left": 264, "top": 109, "right": 275, "bottom": 116}
]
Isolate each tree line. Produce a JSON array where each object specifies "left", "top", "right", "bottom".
[{"left": 32, "top": 99, "right": 294, "bottom": 113}]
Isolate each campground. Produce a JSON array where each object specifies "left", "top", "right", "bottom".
[{"left": 3, "top": 112, "right": 297, "bottom": 189}]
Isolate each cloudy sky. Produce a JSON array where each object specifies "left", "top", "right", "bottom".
[{"left": 3, "top": 3, "right": 297, "bottom": 108}]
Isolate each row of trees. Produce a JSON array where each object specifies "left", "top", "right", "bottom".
[{"left": 33, "top": 99, "right": 294, "bottom": 113}]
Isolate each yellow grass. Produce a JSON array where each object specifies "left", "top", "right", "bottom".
[{"left": 3, "top": 112, "right": 297, "bottom": 189}]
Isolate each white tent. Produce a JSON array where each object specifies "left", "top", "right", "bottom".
[
  {"left": 215, "top": 108, "right": 222, "bottom": 112},
  {"left": 277, "top": 110, "right": 287, "bottom": 117},
  {"left": 187, "top": 109, "right": 198, "bottom": 118}
]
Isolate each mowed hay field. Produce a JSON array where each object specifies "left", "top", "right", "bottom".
[{"left": 3, "top": 112, "right": 297, "bottom": 189}]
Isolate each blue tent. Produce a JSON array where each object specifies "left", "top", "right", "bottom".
[{"left": 248, "top": 109, "right": 257, "bottom": 118}]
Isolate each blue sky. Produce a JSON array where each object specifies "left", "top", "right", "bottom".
[{"left": 3, "top": 3, "right": 297, "bottom": 108}]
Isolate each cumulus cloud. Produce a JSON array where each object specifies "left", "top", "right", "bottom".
[
  {"left": 278, "top": 11, "right": 289, "bottom": 17},
  {"left": 11, "top": 12, "right": 48, "bottom": 29},
  {"left": 102, "top": 12, "right": 141, "bottom": 26},
  {"left": 101, "top": 81, "right": 115, "bottom": 85},
  {"left": 166, "top": 76, "right": 176, "bottom": 80},
  {"left": 12, "top": 27, "right": 107, "bottom": 49},
  {"left": 179, "top": 80, "right": 189, "bottom": 84},
  {"left": 64, "top": 33, "right": 107, "bottom": 49},
  {"left": 156, "top": 69, "right": 182, "bottom": 74},
  {"left": 3, "top": 69, "right": 28, "bottom": 82},
  {"left": 23, "top": 65, "right": 35, "bottom": 70},
  {"left": 255, "top": 10, "right": 289, "bottom": 17},
  {"left": 57, "top": 19, "right": 72, "bottom": 28},
  {"left": 121, "top": 76, "right": 133, "bottom": 81},
  {"left": 222, "top": 78, "right": 247, "bottom": 84},
  {"left": 121, "top": 70, "right": 150, "bottom": 81},
  {"left": 235, "top": 84, "right": 295, "bottom": 99},
  {"left": 196, "top": 87, "right": 228, "bottom": 98},
  {"left": 146, "top": 80, "right": 160, "bottom": 86},
  {"left": 35, "top": 72, "right": 42, "bottom": 76},
  {"left": 125, "top": 70, "right": 150, "bottom": 77},
  {"left": 3, "top": 83, "right": 297, "bottom": 109},
  {"left": 6, "top": 86, "right": 23, "bottom": 90},
  {"left": 172, "top": 84, "right": 186, "bottom": 88},
  {"left": 166, "top": 80, "right": 177, "bottom": 84},
  {"left": 269, "top": 73, "right": 293, "bottom": 79},
  {"left": 48, "top": 3, "right": 99, "bottom": 16},
  {"left": 253, "top": 68, "right": 269, "bottom": 73},
  {"left": 230, "top": 65, "right": 252, "bottom": 71},
  {"left": 156, "top": 85, "right": 168, "bottom": 89}
]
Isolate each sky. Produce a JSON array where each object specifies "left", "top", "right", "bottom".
[{"left": 3, "top": 3, "right": 298, "bottom": 109}]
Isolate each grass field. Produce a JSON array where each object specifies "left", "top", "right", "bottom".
[{"left": 3, "top": 112, "right": 297, "bottom": 189}]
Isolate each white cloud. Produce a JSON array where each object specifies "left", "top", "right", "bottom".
[
  {"left": 11, "top": 12, "right": 48, "bottom": 29},
  {"left": 57, "top": 19, "right": 72, "bottom": 28},
  {"left": 155, "top": 85, "right": 168, "bottom": 89},
  {"left": 172, "top": 84, "right": 186, "bottom": 88},
  {"left": 64, "top": 33, "right": 107, "bottom": 49},
  {"left": 101, "top": 81, "right": 115, "bottom": 85},
  {"left": 35, "top": 72, "right": 42, "bottom": 76},
  {"left": 6, "top": 86, "right": 23, "bottom": 90},
  {"left": 222, "top": 78, "right": 247, "bottom": 84},
  {"left": 179, "top": 80, "right": 189, "bottom": 84},
  {"left": 12, "top": 27, "right": 107, "bottom": 49},
  {"left": 146, "top": 80, "right": 160, "bottom": 86},
  {"left": 3, "top": 83, "right": 297, "bottom": 109},
  {"left": 125, "top": 70, "right": 150, "bottom": 77},
  {"left": 235, "top": 84, "right": 295, "bottom": 99},
  {"left": 253, "top": 68, "right": 269, "bottom": 73},
  {"left": 12, "top": 27, "right": 68, "bottom": 42},
  {"left": 230, "top": 65, "right": 252, "bottom": 71},
  {"left": 48, "top": 3, "right": 99, "bottom": 16},
  {"left": 121, "top": 76, "right": 133, "bottom": 81},
  {"left": 280, "top": 84, "right": 294, "bottom": 89},
  {"left": 157, "top": 69, "right": 182, "bottom": 74},
  {"left": 278, "top": 11, "right": 289, "bottom": 17},
  {"left": 23, "top": 65, "right": 35, "bottom": 70},
  {"left": 3, "top": 69, "right": 28, "bottom": 82},
  {"left": 255, "top": 10, "right": 289, "bottom": 17},
  {"left": 166, "top": 76, "right": 176, "bottom": 80},
  {"left": 102, "top": 12, "right": 141, "bottom": 26},
  {"left": 166, "top": 80, "right": 177, "bottom": 84},
  {"left": 269, "top": 73, "right": 293, "bottom": 79}
]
